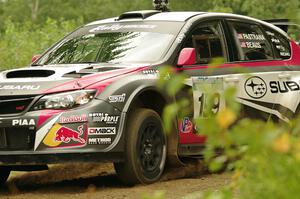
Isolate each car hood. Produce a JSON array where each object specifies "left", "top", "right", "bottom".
[{"left": 0, "top": 64, "right": 146, "bottom": 96}]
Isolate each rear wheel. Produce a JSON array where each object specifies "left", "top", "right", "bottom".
[
  {"left": 114, "top": 108, "right": 166, "bottom": 185},
  {"left": 0, "top": 167, "right": 10, "bottom": 186}
]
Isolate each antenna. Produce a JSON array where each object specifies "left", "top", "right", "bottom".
[{"left": 153, "top": 0, "right": 169, "bottom": 12}]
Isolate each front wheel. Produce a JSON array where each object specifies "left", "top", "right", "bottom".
[{"left": 114, "top": 108, "right": 167, "bottom": 185}]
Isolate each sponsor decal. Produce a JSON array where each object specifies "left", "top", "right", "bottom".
[
  {"left": 280, "top": 52, "right": 291, "bottom": 57},
  {"left": 55, "top": 125, "right": 85, "bottom": 144},
  {"left": 142, "top": 69, "right": 159, "bottom": 77},
  {"left": 59, "top": 114, "right": 88, "bottom": 123},
  {"left": 89, "top": 113, "right": 119, "bottom": 124},
  {"left": 43, "top": 123, "right": 87, "bottom": 148},
  {"left": 88, "top": 127, "right": 116, "bottom": 135},
  {"left": 0, "top": 85, "right": 40, "bottom": 90},
  {"left": 270, "top": 81, "right": 300, "bottom": 93},
  {"left": 176, "top": 22, "right": 192, "bottom": 43},
  {"left": 244, "top": 76, "right": 267, "bottom": 99},
  {"left": 238, "top": 33, "right": 265, "bottom": 41},
  {"left": 108, "top": 94, "right": 126, "bottom": 103},
  {"left": 88, "top": 137, "right": 112, "bottom": 145},
  {"left": 12, "top": 119, "right": 35, "bottom": 126},
  {"left": 271, "top": 38, "right": 280, "bottom": 43},
  {"left": 266, "top": 31, "right": 275, "bottom": 37},
  {"left": 238, "top": 33, "right": 265, "bottom": 49},
  {"left": 89, "top": 24, "right": 157, "bottom": 32},
  {"left": 266, "top": 31, "right": 291, "bottom": 57},
  {"left": 179, "top": 117, "right": 193, "bottom": 134},
  {"left": 240, "top": 41, "right": 262, "bottom": 49}
]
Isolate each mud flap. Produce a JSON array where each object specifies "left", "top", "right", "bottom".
[{"left": 166, "top": 121, "right": 185, "bottom": 167}]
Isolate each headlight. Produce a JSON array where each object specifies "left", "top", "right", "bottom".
[{"left": 31, "top": 90, "right": 96, "bottom": 111}]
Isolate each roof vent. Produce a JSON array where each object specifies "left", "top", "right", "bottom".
[{"left": 118, "top": 10, "right": 160, "bottom": 20}]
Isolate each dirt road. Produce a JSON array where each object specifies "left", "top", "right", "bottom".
[{"left": 0, "top": 163, "right": 231, "bottom": 199}]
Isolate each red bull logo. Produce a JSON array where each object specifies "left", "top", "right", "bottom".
[
  {"left": 43, "top": 123, "right": 87, "bottom": 148},
  {"left": 55, "top": 125, "right": 86, "bottom": 144}
]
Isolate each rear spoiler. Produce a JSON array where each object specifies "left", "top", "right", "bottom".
[{"left": 264, "top": 19, "right": 300, "bottom": 33}]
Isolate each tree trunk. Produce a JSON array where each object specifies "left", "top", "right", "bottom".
[{"left": 31, "top": 0, "right": 39, "bottom": 22}]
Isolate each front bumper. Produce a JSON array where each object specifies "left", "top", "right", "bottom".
[{"left": 0, "top": 99, "right": 126, "bottom": 165}]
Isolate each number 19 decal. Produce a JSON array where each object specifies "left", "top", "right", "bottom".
[
  {"left": 192, "top": 77, "right": 224, "bottom": 119},
  {"left": 194, "top": 91, "right": 221, "bottom": 118}
]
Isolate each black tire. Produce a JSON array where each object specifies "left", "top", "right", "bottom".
[
  {"left": 114, "top": 108, "right": 167, "bottom": 185},
  {"left": 0, "top": 167, "right": 10, "bottom": 186}
]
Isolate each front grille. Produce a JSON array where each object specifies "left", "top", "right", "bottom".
[
  {"left": 0, "top": 127, "right": 35, "bottom": 151},
  {"left": 0, "top": 96, "right": 36, "bottom": 115}
]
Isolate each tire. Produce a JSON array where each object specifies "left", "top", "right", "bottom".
[
  {"left": 0, "top": 167, "right": 10, "bottom": 186},
  {"left": 114, "top": 108, "right": 167, "bottom": 185}
]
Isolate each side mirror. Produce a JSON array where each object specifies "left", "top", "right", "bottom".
[
  {"left": 177, "top": 48, "right": 196, "bottom": 66},
  {"left": 31, "top": 55, "right": 41, "bottom": 63}
]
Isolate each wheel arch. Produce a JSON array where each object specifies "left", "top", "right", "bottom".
[
  {"left": 123, "top": 86, "right": 168, "bottom": 116},
  {"left": 123, "top": 86, "right": 184, "bottom": 167}
]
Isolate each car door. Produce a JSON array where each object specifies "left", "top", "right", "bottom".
[{"left": 176, "top": 19, "right": 228, "bottom": 153}]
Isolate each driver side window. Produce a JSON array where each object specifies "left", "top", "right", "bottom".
[{"left": 183, "top": 21, "right": 225, "bottom": 64}]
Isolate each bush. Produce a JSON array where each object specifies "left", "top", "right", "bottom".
[
  {"left": 0, "top": 18, "right": 80, "bottom": 70},
  {"left": 159, "top": 65, "right": 300, "bottom": 199}
]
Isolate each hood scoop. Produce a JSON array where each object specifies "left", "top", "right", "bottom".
[
  {"left": 6, "top": 70, "right": 55, "bottom": 78},
  {"left": 63, "top": 67, "right": 122, "bottom": 78}
]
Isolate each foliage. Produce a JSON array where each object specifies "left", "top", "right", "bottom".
[
  {"left": 158, "top": 61, "right": 300, "bottom": 198},
  {"left": 0, "top": 0, "right": 299, "bottom": 69},
  {"left": 0, "top": 18, "right": 79, "bottom": 69}
]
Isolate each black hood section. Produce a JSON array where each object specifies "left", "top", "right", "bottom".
[{"left": 6, "top": 70, "right": 55, "bottom": 78}]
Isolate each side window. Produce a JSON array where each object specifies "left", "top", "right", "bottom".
[
  {"left": 264, "top": 27, "right": 291, "bottom": 59},
  {"left": 229, "top": 21, "right": 274, "bottom": 61},
  {"left": 183, "top": 21, "right": 225, "bottom": 64}
]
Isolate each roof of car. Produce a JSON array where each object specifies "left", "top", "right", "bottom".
[
  {"left": 86, "top": 10, "right": 269, "bottom": 25},
  {"left": 85, "top": 11, "right": 204, "bottom": 26},
  {"left": 84, "top": 10, "right": 288, "bottom": 37}
]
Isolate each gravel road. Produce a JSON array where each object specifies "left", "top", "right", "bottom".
[{"left": 0, "top": 162, "right": 231, "bottom": 199}]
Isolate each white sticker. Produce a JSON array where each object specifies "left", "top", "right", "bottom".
[
  {"left": 108, "top": 94, "right": 126, "bottom": 103},
  {"left": 88, "top": 127, "right": 116, "bottom": 135}
]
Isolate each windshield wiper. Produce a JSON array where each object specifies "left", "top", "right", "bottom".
[
  {"left": 31, "top": 63, "right": 44, "bottom": 66},
  {"left": 70, "top": 61, "right": 99, "bottom": 64}
]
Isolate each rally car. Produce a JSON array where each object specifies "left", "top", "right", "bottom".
[{"left": 0, "top": 8, "right": 300, "bottom": 185}]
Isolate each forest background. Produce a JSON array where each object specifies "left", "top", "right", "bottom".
[{"left": 0, "top": 0, "right": 299, "bottom": 69}]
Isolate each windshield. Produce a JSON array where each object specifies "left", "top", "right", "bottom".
[
  {"left": 38, "top": 31, "right": 174, "bottom": 65},
  {"left": 37, "top": 21, "right": 184, "bottom": 66}
]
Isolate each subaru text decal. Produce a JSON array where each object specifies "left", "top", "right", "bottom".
[{"left": 0, "top": 85, "right": 40, "bottom": 90}]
